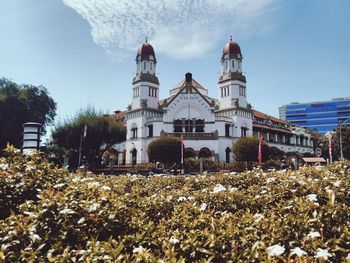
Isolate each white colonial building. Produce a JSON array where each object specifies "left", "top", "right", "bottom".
[{"left": 122, "top": 39, "right": 313, "bottom": 165}]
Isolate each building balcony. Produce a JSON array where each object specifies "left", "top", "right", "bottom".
[
  {"left": 215, "top": 116, "right": 233, "bottom": 122},
  {"left": 160, "top": 131, "right": 218, "bottom": 140}
]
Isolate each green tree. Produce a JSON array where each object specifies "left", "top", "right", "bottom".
[
  {"left": 0, "top": 78, "right": 56, "bottom": 149},
  {"left": 51, "top": 108, "right": 126, "bottom": 169},
  {"left": 269, "top": 146, "right": 285, "bottom": 160},
  {"left": 232, "top": 137, "right": 270, "bottom": 162},
  {"left": 147, "top": 136, "right": 181, "bottom": 167}
]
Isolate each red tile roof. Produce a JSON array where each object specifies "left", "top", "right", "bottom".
[{"left": 253, "top": 110, "right": 287, "bottom": 125}]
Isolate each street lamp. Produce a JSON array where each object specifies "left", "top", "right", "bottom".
[{"left": 340, "top": 117, "right": 350, "bottom": 161}]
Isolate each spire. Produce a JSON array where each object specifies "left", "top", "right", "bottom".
[
  {"left": 145, "top": 36, "right": 148, "bottom": 43},
  {"left": 230, "top": 35, "right": 232, "bottom": 41}
]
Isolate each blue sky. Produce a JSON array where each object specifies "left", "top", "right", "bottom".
[{"left": 0, "top": 0, "right": 349, "bottom": 133}]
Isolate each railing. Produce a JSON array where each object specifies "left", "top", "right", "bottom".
[
  {"left": 215, "top": 116, "right": 233, "bottom": 122},
  {"left": 146, "top": 116, "right": 163, "bottom": 122},
  {"left": 161, "top": 131, "right": 218, "bottom": 140}
]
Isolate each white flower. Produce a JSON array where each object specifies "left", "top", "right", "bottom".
[
  {"left": 169, "top": 236, "right": 180, "bottom": 244},
  {"left": 53, "top": 183, "right": 65, "bottom": 189},
  {"left": 177, "top": 196, "right": 187, "bottom": 202},
  {"left": 187, "top": 196, "right": 194, "bottom": 201},
  {"left": 266, "top": 177, "right": 276, "bottom": 184},
  {"left": 133, "top": 246, "right": 145, "bottom": 253},
  {"left": 315, "top": 248, "right": 332, "bottom": 260},
  {"left": 229, "top": 187, "right": 238, "bottom": 192},
  {"left": 212, "top": 184, "right": 226, "bottom": 193},
  {"left": 77, "top": 217, "right": 86, "bottom": 224},
  {"left": 25, "top": 165, "right": 35, "bottom": 172},
  {"left": 23, "top": 211, "right": 36, "bottom": 217},
  {"left": 307, "top": 231, "right": 321, "bottom": 239},
  {"left": 72, "top": 177, "right": 81, "bottom": 183},
  {"left": 87, "top": 181, "right": 100, "bottom": 188},
  {"left": 59, "top": 208, "right": 75, "bottom": 215},
  {"left": 306, "top": 194, "right": 318, "bottom": 202},
  {"left": 30, "top": 234, "right": 42, "bottom": 243},
  {"left": 101, "top": 185, "right": 111, "bottom": 191},
  {"left": 267, "top": 244, "right": 285, "bottom": 256},
  {"left": 199, "top": 203, "right": 207, "bottom": 211},
  {"left": 0, "top": 163, "right": 9, "bottom": 170},
  {"left": 88, "top": 203, "right": 100, "bottom": 212},
  {"left": 333, "top": 180, "right": 341, "bottom": 187},
  {"left": 254, "top": 213, "right": 264, "bottom": 222},
  {"left": 291, "top": 247, "right": 307, "bottom": 257}
]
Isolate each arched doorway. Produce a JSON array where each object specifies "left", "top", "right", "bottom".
[
  {"left": 225, "top": 147, "right": 231, "bottom": 163},
  {"left": 131, "top": 149, "right": 137, "bottom": 165},
  {"left": 198, "top": 147, "right": 212, "bottom": 159},
  {"left": 184, "top": 147, "right": 196, "bottom": 159}
]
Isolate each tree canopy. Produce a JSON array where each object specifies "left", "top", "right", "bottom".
[
  {"left": 0, "top": 78, "right": 56, "bottom": 149},
  {"left": 232, "top": 137, "right": 270, "bottom": 162},
  {"left": 51, "top": 108, "right": 126, "bottom": 169},
  {"left": 147, "top": 136, "right": 181, "bottom": 167},
  {"left": 315, "top": 125, "right": 350, "bottom": 161}
]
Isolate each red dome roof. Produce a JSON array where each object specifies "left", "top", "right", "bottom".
[
  {"left": 136, "top": 41, "right": 156, "bottom": 61},
  {"left": 222, "top": 38, "right": 242, "bottom": 59}
]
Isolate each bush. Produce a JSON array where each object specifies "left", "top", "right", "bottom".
[
  {"left": 147, "top": 136, "right": 181, "bottom": 167},
  {"left": 233, "top": 137, "right": 270, "bottom": 162},
  {"left": 1, "top": 147, "right": 350, "bottom": 262}
]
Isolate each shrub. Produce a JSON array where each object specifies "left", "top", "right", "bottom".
[
  {"left": 147, "top": 136, "right": 181, "bottom": 167},
  {"left": 232, "top": 137, "right": 270, "bottom": 162},
  {"left": 1, "top": 147, "right": 350, "bottom": 262}
]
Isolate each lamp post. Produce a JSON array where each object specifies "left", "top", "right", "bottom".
[{"left": 340, "top": 117, "right": 350, "bottom": 161}]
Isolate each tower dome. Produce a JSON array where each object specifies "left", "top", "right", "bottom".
[
  {"left": 222, "top": 37, "right": 242, "bottom": 60},
  {"left": 136, "top": 39, "right": 156, "bottom": 62}
]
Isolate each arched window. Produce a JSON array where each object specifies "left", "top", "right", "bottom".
[
  {"left": 198, "top": 147, "right": 211, "bottom": 159},
  {"left": 195, "top": 119, "right": 204, "bottom": 133},
  {"left": 150, "top": 62, "right": 153, "bottom": 71},
  {"left": 184, "top": 148, "right": 196, "bottom": 159},
  {"left": 143, "top": 61, "right": 146, "bottom": 70},
  {"left": 185, "top": 119, "right": 193, "bottom": 133},
  {"left": 174, "top": 119, "right": 182, "bottom": 133}
]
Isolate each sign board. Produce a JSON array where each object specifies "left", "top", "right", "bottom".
[{"left": 315, "top": 148, "right": 322, "bottom": 157}]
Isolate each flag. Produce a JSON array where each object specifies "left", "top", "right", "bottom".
[
  {"left": 328, "top": 134, "right": 332, "bottom": 163},
  {"left": 258, "top": 134, "right": 263, "bottom": 164}
]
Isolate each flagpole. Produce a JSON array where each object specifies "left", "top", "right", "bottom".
[
  {"left": 181, "top": 133, "right": 184, "bottom": 174},
  {"left": 328, "top": 134, "right": 332, "bottom": 163},
  {"left": 258, "top": 134, "right": 262, "bottom": 164}
]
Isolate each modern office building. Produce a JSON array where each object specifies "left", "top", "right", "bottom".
[{"left": 279, "top": 98, "right": 350, "bottom": 134}]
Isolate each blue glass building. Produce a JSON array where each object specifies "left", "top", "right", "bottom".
[{"left": 279, "top": 98, "right": 350, "bottom": 134}]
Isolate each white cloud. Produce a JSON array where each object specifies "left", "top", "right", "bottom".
[{"left": 63, "top": 0, "right": 278, "bottom": 60}]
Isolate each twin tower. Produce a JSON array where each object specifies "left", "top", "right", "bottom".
[{"left": 130, "top": 38, "right": 248, "bottom": 112}]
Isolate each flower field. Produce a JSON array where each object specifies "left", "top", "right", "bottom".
[{"left": 1, "top": 147, "right": 350, "bottom": 262}]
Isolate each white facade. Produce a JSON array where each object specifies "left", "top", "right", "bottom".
[
  {"left": 125, "top": 40, "right": 253, "bottom": 164},
  {"left": 124, "top": 40, "right": 313, "bottom": 165}
]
